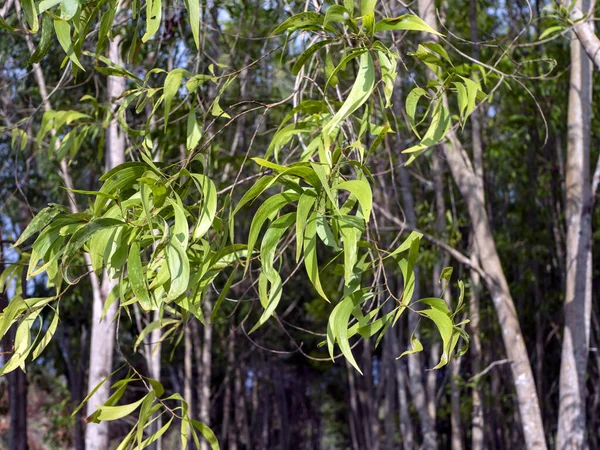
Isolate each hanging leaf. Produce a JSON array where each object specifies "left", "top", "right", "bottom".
[
  {"left": 271, "top": 12, "right": 324, "bottom": 35},
  {"left": 323, "top": 52, "right": 375, "bottom": 136},
  {"left": 28, "top": 13, "right": 54, "bottom": 65},
  {"left": 54, "top": 18, "right": 85, "bottom": 71},
  {"left": 142, "top": 0, "right": 161, "bottom": 42},
  {"left": 163, "top": 68, "right": 190, "bottom": 130},
  {"left": 374, "top": 14, "right": 442, "bottom": 36}
]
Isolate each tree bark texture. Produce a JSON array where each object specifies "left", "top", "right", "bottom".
[
  {"left": 557, "top": 0, "right": 594, "bottom": 445},
  {"left": 417, "top": 0, "right": 547, "bottom": 448}
]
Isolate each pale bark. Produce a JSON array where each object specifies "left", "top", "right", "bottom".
[
  {"left": 565, "top": 1, "right": 600, "bottom": 71},
  {"left": 25, "top": 11, "right": 120, "bottom": 447},
  {"left": 468, "top": 5, "right": 485, "bottom": 444},
  {"left": 184, "top": 323, "right": 193, "bottom": 445},
  {"left": 469, "top": 244, "right": 485, "bottom": 450},
  {"left": 85, "top": 19, "right": 125, "bottom": 449},
  {"left": 417, "top": 1, "right": 547, "bottom": 448},
  {"left": 556, "top": 0, "right": 594, "bottom": 445},
  {"left": 398, "top": 164, "right": 437, "bottom": 450},
  {"left": 431, "top": 153, "right": 462, "bottom": 450},
  {"left": 198, "top": 295, "right": 213, "bottom": 450}
]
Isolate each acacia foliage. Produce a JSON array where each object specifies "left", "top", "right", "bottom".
[{"left": 0, "top": 0, "right": 487, "bottom": 447}]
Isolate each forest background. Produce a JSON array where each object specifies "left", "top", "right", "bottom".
[{"left": 0, "top": 0, "right": 599, "bottom": 449}]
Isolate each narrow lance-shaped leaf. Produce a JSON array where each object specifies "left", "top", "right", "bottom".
[
  {"left": 323, "top": 51, "right": 375, "bottom": 136},
  {"left": 142, "top": 0, "right": 162, "bottom": 42}
]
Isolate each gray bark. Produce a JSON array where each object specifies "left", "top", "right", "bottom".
[
  {"left": 469, "top": 245, "right": 485, "bottom": 450},
  {"left": 417, "top": 1, "right": 547, "bottom": 448},
  {"left": 398, "top": 164, "right": 437, "bottom": 450},
  {"left": 556, "top": 0, "right": 594, "bottom": 445},
  {"left": 199, "top": 295, "right": 213, "bottom": 450},
  {"left": 85, "top": 17, "right": 125, "bottom": 449}
]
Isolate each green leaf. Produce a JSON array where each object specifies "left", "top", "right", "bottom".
[
  {"left": 337, "top": 179, "right": 372, "bottom": 222},
  {"left": 134, "top": 417, "right": 174, "bottom": 450},
  {"left": 316, "top": 216, "right": 340, "bottom": 250},
  {"left": 14, "top": 205, "right": 65, "bottom": 247},
  {"left": 28, "top": 13, "right": 54, "bottom": 65},
  {"left": 454, "top": 81, "right": 468, "bottom": 121},
  {"left": 303, "top": 213, "right": 328, "bottom": 300},
  {"left": 134, "top": 319, "right": 178, "bottom": 351},
  {"left": 422, "top": 42, "right": 452, "bottom": 65},
  {"left": 325, "top": 48, "right": 367, "bottom": 91},
  {"left": 142, "top": 0, "right": 161, "bottom": 42},
  {"left": 398, "top": 331, "right": 424, "bottom": 359},
  {"left": 210, "top": 266, "right": 238, "bottom": 322},
  {"left": 129, "top": 242, "right": 153, "bottom": 311},
  {"left": 250, "top": 213, "right": 295, "bottom": 333},
  {"left": 327, "top": 289, "right": 373, "bottom": 373},
  {"left": 386, "top": 231, "right": 422, "bottom": 259},
  {"left": 95, "top": 162, "right": 149, "bottom": 215},
  {"left": 186, "top": 110, "right": 202, "bottom": 152},
  {"left": 232, "top": 176, "right": 274, "bottom": 216},
  {"left": 323, "top": 52, "right": 375, "bottom": 136},
  {"left": 272, "top": 12, "right": 324, "bottom": 35},
  {"left": 163, "top": 69, "right": 190, "bottom": 130},
  {"left": 60, "top": 0, "right": 78, "bottom": 20},
  {"left": 361, "top": 0, "right": 376, "bottom": 15},
  {"left": 96, "top": 396, "right": 147, "bottom": 421},
  {"left": 165, "top": 197, "right": 190, "bottom": 301},
  {"left": 184, "top": 0, "right": 201, "bottom": 50},
  {"left": 190, "top": 420, "right": 220, "bottom": 450},
  {"left": 31, "top": 308, "right": 59, "bottom": 360},
  {"left": 374, "top": 14, "right": 442, "bottom": 36},
  {"left": 323, "top": 5, "right": 350, "bottom": 28},
  {"left": 190, "top": 174, "right": 217, "bottom": 241},
  {"left": 295, "top": 192, "right": 317, "bottom": 261},
  {"left": 421, "top": 307, "right": 453, "bottom": 369},
  {"left": 377, "top": 49, "right": 398, "bottom": 108},
  {"left": 539, "top": 25, "right": 564, "bottom": 40},
  {"left": 292, "top": 40, "right": 332, "bottom": 76},
  {"left": 54, "top": 19, "right": 85, "bottom": 71},
  {"left": 246, "top": 192, "right": 300, "bottom": 270},
  {"left": 460, "top": 76, "right": 479, "bottom": 119},
  {"left": 21, "top": 0, "right": 39, "bottom": 33},
  {"left": 405, "top": 87, "right": 428, "bottom": 137}
]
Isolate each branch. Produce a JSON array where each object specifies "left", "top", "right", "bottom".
[
  {"left": 373, "top": 203, "right": 490, "bottom": 283},
  {"left": 468, "top": 359, "right": 511, "bottom": 382},
  {"left": 568, "top": 2, "right": 600, "bottom": 71}
]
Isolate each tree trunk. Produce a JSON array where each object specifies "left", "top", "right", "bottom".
[
  {"left": 219, "top": 329, "right": 235, "bottom": 448},
  {"left": 417, "top": 1, "right": 547, "bottom": 447},
  {"left": 469, "top": 245, "right": 485, "bottom": 450},
  {"left": 199, "top": 295, "right": 213, "bottom": 450},
  {"left": 184, "top": 323, "right": 193, "bottom": 445},
  {"left": 85, "top": 15, "right": 126, "bottom": 449},
  {"left": 556, "top": 0, "right": 594, "bottom": 445},
  {"left": 398, "top": 164, "right": 437, "bottom": 450}
]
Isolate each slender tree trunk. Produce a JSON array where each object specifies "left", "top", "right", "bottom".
[
  {"left": 468, "top": 6, "right": 485, "bottom": 444},
  {"left": 85, "top": 15, "right": 125, "bottom": 449},
  {"left": 557, "top": 0, "right": 594, "bottom": 445},
  {"left": 199, "top": 295, "right": 213, "bottom": 450},
  {"left": 8, "top": 360, "right": 27, "bottom": 450},
  {"left": 384, "top": 334, "right": 396, "bottom": 450},
  {"left": 234, "top": 362, "right": 251, "bottom": 450},
  {"left": 432, "top": 153, "right": 462, "bottom": 450},
  {"left": 184, "top": 323, "right": 193, "bottom": 445},
  {"left": 417, "top": 1, "right": 547, "bottom": 447},
  {"left": 469, "top": 244, "right": 485, "bottom": 450},
  {"left": 398, "top": 164, "right": 437, "bottom": 450},
  {"left": 346, "top": 359, "right": 364, "bottom": 450},
  {"left": 219, "top": 329, "right": 235, "bottom": 448},
  {"left": 392, "top": 329, "right": 415, "bottom": 450},
  {"left": 20, "top": 8, "right": 115, "bottom": 447}
]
